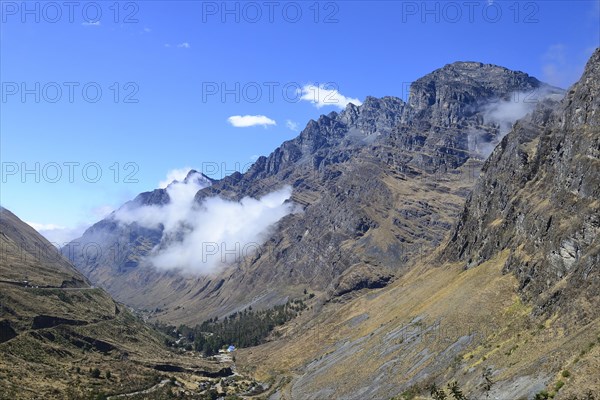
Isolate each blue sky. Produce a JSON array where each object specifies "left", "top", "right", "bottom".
[{"left": 1, "top": 0, "right": 599, "bottom": 243}]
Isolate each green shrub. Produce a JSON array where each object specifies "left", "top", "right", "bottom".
[
  {"left": 430, "top": 384, "right": 447, "bottom": 400},
  {"left": 535, "top": 391, "right": 549, "bottom": 400},
  {"left": 561, "top": 370, "right": 571, "bottom": 378},
  {"left": 447, "top": 381, "right": 467, "bottom": 400}
]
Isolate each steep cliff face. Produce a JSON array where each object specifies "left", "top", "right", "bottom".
[
  {"left": 444, "top": 49, "right": 600, "bottom": 321},
  {"left": 233, "top": 51, "right": 600, "bottom": 400},
  {"left": 66, "top": 62, "right": 559, "bottom": 323}
]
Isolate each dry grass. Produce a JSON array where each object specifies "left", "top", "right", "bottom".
[{"left": 236, "top": 250, "right": 600, "bottom": 399}]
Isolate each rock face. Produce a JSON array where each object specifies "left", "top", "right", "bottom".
[
  {"left": 409, "top": 62, "right": 544, "bottom": 127},
  {"left": 443, "top": 48, "right": 600, "bottom": 321},
  {"left": 66, "top": 62, "right": 560, "bottom": 323},
  {"left": 331, "top": 263, "right": 393, "bottom": 297}
]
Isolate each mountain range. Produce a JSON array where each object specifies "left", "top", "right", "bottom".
[
  {"left": 2, "top": 48, "right": 598, "bottom": 399},
  {"left": 66, "top": 60, "right": 563, "bottom": 325}
]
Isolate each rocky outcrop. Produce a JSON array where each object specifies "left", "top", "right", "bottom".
[
  {"left": 0, "top": 320, "right": 17, "bottom": 343},
  {"left": 31, "top": 315, "right": 87, "bottom": 330},
  {"left": 443, "top": 48, "right": 600, "bottom": 320},
  {"left": 331, "top": 264, "right": 393, "bottom": 296}
]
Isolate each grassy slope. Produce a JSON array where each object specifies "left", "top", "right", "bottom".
[
  {"left": 236, "top": 250, "right": 599, "bottom": 399},
  {"left": 0, "top": 208, "right": 229, "bottom": 399},
  {"left": 0, "top": 207, "right": 88, "bottom": 288}
]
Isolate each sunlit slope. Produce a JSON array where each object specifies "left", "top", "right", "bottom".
[
  {"left": 236, "top": 49, "right": 600, "bottom": 400},
  {"left": 0, "top": 207, "right": 228, "bottom": 399}
]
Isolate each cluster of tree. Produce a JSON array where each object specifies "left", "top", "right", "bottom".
[
  {"left": 154, "top": 299, "right": 307, "bottom": 356},
  {"left": 191, "top": 299, "right": 307, "bottom": 355},
  {"left": 429, "top": 381, "right": 468, "bottom": 400}
]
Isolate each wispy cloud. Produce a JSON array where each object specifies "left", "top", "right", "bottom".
[
  {"left": 114, "top": 172, "right": 299, "bottom": 274},
  {"left": 27, "top": 222, "right": 65, "bottom": 231},
  {"left": 27, "top": 222, "right": 87, "bottom": 246},
  {"left": 27, "top": 204, "right": 115, "bottom": 245},
  {"left": 468, "top": 87, "right": 563, "bottom": 157},
  {"left": 81, "top": 21, "right": 101, "bottom": 27},
  {"left": 541, "top": 44, "right": 587, "bottom": 88},
  {"left": 286, "top": 119, "right": 299, "bottom": 132},
  {"left": 158, "top": 167, "right": 193, "bottom": 189},
  {"left": 92, "top": 205, "right": 114, "bottom": 219},
  {"left": 299, "top": 84, "right": 362, "bottom": 110},
  {"left": 177, "top": 42, "right": 191, "bottom": 48},
  {"left": 228, "top": 115, "right": 276, "bottom": 128}
]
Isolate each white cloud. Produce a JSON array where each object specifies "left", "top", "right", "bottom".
[
  {"left": 26, "top": 203, "right": 116, "bottom": 246},
  {"left": 27, "top": 222, "right": 87, "bottom": 247},
  {"left": 468, "top": 88, "right": 563, "bottom": 157},
  {"left": 483, "top": 94, "right": 538, "bottom": 135},
  {"left": 177, "top": 42, "right": 191, "bottom": 48},
  {"left": 81, "top": 21, "right": 101, "bottom": 27},
  {"left": 542, "top": 44, "right": 567, "bottom": 86},
  {"left": 286, "top": 119, "right": 300, "bottom": 131},
  {"left": 158, "top": 167, "right": 193, "bottom": 189},
  {"left": 116, "top": 173, "right": 207, "bottom": 232},
  {"left": 227, "top": 115, "right": 276, "bottom": 128},
  {"left": 27, "top": 222, "right": 65, "bottom": 231},
  {"left": 299, "top": 84, "right": 362, "bottom": 110},
  {"left": 114, "top": 172, "right": 299, "bottom": 274},
  {"left": 249, "top": 154, "right": 259, "bottom": 161}
]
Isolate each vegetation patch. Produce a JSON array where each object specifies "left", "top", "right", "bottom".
[{"left": 155, "top": 299, "right": 307, "bottom": 356}]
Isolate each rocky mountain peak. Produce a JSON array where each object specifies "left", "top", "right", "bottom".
[
  {"left": 408, "top": 61, "right": 549, "bottom": 127},
  {"left": 182, "top": 169, "right": 214, "bottom": 186}
]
